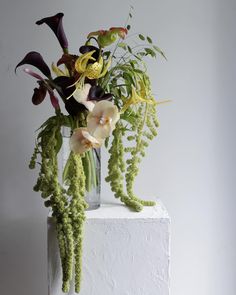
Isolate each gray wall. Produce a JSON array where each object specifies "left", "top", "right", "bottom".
[{"left": 0, "top": 0, "right": 236, "bottom": 294}]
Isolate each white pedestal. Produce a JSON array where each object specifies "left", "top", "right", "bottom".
[{"left": 48, "top": 202, "right": 170, "bottom": 295}]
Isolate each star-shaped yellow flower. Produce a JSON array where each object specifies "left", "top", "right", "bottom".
[{"left": 121, "top": 85, "right": 155, "bottom": 113}]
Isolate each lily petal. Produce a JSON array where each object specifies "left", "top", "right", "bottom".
[
  {"left": 15, "top": 51, "right": 51, "bottom": 77},
  {"left": 36, "top": 13, "right": 68, "bottom": 50},
  {"left": 75, "top": 51, "right": 96, "bottom": 74},
  {"left": 51, "top": 63, "right": 66, "bottom": 77}
]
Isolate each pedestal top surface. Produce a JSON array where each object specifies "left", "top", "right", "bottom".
[{"left": 85, "top": 200, "right": 169, "bottom": 220}]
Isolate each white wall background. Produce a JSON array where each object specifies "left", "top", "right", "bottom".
[{"left": 0, "top": 0, "right": 236, "bottom": 294}]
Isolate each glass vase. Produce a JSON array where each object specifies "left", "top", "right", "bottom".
[{"left": 61, "top": 126, "right": 101, "bottom": 210}]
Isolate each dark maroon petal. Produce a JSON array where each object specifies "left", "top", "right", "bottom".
[
  {"left": 15, "top": 51, "right": 51, "bottom": 77},
  {"left": 65, "top": 97, "right": 87, "bottom": 117},
  {"left": 36, "top": 13, "right": 68, "bottom": 50},
  {"left": 53, "top": 76, "right": 76, "bottom": 99},
  {"left": 57, "top": 54, "right": 77, "bottom": 67},
  {"left": 48, "top": 91, "right": 60, "bottom": 110},
  {"left": 88, "top": 85, "right": 113, "bottom": 101},
  {"left": 32, "top": 85, "right": 47, "bottom": 105},
  {"left": 53, "top": 76, "right": 87, "bottom": 116},
  {"left": 101, "top": 93, "right": 113, "bottom": 101}
]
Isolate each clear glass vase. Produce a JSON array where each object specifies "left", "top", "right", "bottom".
[{"left": 61, "top": 126, "right": 101, "bottom": 210}]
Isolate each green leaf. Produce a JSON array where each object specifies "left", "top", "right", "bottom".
[
  {"left": 127, "top": 45, "right": 132, "bottom": 53},
  {"left": 117, "top": 42, "right": 127, "bottom": 50},
  {"left": 36, "top": 116, "right": 56, "bottom": 132},
  {"left": 138, "top": 34, "right": 145, "bottom": 41},
  {"left": 144, "top": 48, "right": 156, "bottom": 57},
  {"left": 103, "top": 51, "right": 111, "bottom": 59},
  {"left": 147, "top": 36, "right": 153, "bottom": 44},
  {"left": 120, "top": 111, "right": 139, "bottom": 125},
  {"left": 123, "top": 72, "right": 134, "bottom": 86},
  {"left": 133, "top": 54, "right": 142, "bottom": 61},
  {"left": 153, "top": 45, "right": 167, "bottom": 60},
  {"left": 133, "top": 68, "right": 144, "bottom": 74},
  {"left": 55, "top": 129, "right": 62, "bottom": 154},
  {"left": 137, "top": 51, "right": 146, "bottom": 57},
  {"left": 120, "top": 86, "right": 126, "bottom": 95},
  {"left": 62, "top": 152, "right": 72, "bottom": 183},
  {"left": 104, "top": 137, "right": 109, "bottom": 148}
]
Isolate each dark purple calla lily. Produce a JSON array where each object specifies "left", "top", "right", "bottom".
[
  {"left": 88, "top": 85, "right": 113, "bottom": 101},
  {"left": 53, "top": 76, "right": 86, "bottom": 116},
  {"left": 36, "top": 13, "right": 68, "bottom": 50},
  {"left": 15, "top": 51, "right": 51, "bottom": 78}
]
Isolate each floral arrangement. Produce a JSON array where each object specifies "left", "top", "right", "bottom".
[{"left": 16, "top": 11, "right": 167, "bottom": 293}]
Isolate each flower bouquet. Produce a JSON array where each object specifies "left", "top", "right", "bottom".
[{"left": 16, "top": 11, "right": 167, "bottom": 293}]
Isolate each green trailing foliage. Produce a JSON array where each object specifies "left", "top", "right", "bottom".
[
  {"left": 29, "top": 114, "right": 87, "bottom": 293},
  {"left": 101, "top": 30, "right": 163, "bottom": 211}
]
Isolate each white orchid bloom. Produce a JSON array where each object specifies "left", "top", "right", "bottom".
[
  {"left": 70, "top": 128, "right": 103, "bottom": 154},
  {"left": 73, "top": 83, "right": 95, "bottom": 112},
  {"left": 87, "top": 100, "right": 120, "bottom": 139}
]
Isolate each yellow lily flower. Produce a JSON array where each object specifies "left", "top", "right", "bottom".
[
  {"left": 74, "top": 51, "right": 111, "bottom": 80},
  {"left": 51, "top": 63, "right": 69, "bottom": 77},
  {"left": 75, "top": 51, "right": 96, "bottom": 74},
  {"left": 121, "top": 85, "right": 155, "bottom": 113}
]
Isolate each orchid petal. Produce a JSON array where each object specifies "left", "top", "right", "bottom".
[
  {"left": 70, "top": 128, "right": 103, "bottom": 154},
  {"left": 32, "top": 85, "right": 47, "bottom": 105},
  {"left": 87, "top": 100, "right": 120, "bottom": 139},
  {"left": 81, "top": 130, "right": 100, "bottom": 146},
  {"left": 23, "top": 68, "right": 44, "bottom": 80},
  {"left": 48, "top": 90, "right": 60, "bottom": 110},
  {"left": 36, "top": 13, "right": 68, "bottom": 50},
  {"left": 15, "top": 51, "right": 51, "bottom": 77}
]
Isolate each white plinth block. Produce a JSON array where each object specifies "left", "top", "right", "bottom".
[{"left": 48, "top": 202, "right": 170, "bottom": 295}]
